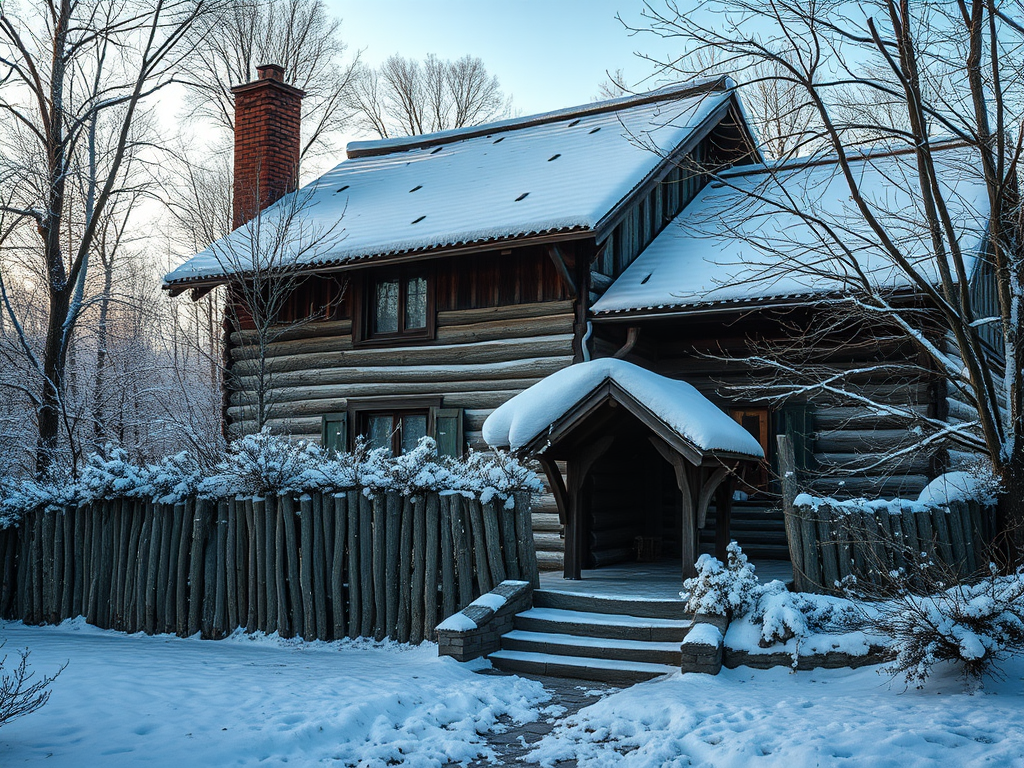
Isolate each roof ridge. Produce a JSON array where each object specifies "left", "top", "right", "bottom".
[{"left": 345, "top": 77, "right": 733, "bottom": 160}]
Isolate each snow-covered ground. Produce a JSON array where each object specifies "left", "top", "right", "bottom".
[
  {"left": 0, "top": 620, "right": 548, "bottom": 767},
  {"left": 2, "top": 621, "right": 1023, "bottom": 767},
  {"left": 528, "top": 660, "right": 1024, "bottom": 768}
]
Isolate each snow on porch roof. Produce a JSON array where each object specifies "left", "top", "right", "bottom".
[
  {"left": 163, "top": 80, "right": 735, "bottom": 288},
  {"left": 592, "top": 143, "right": 991, "bottom": 316},
  {"left": 482, "top": 358, "right": 765, "bottom": 459}
]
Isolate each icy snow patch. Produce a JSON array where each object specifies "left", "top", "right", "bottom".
[
  {"left": 918, "top": 471, "right": 998, "bottom": 506},
  {"left": 682, "top": 623, "right": 723, "bottom": 646}
]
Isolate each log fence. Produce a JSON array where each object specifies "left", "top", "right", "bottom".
[{"left": 0, "top": 490, "right": 538, "bottom": 644}]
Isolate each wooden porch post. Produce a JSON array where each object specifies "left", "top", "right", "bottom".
[
  {"left": 715, "top": 477, "right": 733, "bottom": 561},
  {"left": 563, "top": 436, "right": 615, "bottom": 580}
]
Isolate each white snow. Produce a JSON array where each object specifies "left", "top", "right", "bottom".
[
  {"left": 917, "top": 470, "right": 999, "bottom": 506},
  {"left": 0, "top": 619, "right": 549, "bottom": 767},
  {"left": 502, "top": 630, "right": 682, "bottom": 653},
  {"left": 682, "top": 622, "right": 723, "bottom": 647},
  {"left": 593, "top": 145, "right": 990, "bottom": 314},
  {"left": 436, "top": 612, "right": 477, "bottom": 632},
  {"left": 164, "top": 84, "right": 732, "bottom": 286},
  {"left": 482, "top": 358, "right": 764, "bottom": 457},
  {"left": 528, "top": 659, "right": 1024, "bottom": 767},
  {"left": 487, "top": 649, "right": 676, "bottom": 675},
  {"left": 471, "top": 591, "right": 509, "bottom": 612},
  {"left": 519, "top": 607, "right": 692, "bottom": 630}
]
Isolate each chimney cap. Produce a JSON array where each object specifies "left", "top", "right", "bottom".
[{"left": 257, "top": 63, "right": 285, "bottom": 81}]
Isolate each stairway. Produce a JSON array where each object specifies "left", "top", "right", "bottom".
[
  {"left": 700, "top": 503, "right": 790, "bottom": 560},
  {"left": 488, "top": 589, "right": 691, "bottom": 684}
]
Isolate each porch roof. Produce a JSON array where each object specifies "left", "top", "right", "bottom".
[{"left": 481, "top": 358, "right": 764, "bottom": 464}]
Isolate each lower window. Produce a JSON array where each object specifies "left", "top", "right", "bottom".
[{"left": 363, "top": 411, "right": 429, "bottom": 455}]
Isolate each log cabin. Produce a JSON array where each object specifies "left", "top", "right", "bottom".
[{"left": 164, "top": 66, "right": 994, "bottom": 581}]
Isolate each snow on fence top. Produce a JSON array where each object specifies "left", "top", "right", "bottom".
[
  {"left": 164, "top": 81, "right": 733, "bottom": 287},
  {"left": 592, "top": 143, "right": 990, "bottom": 315},
  {"left": 0, "top": 432, "right": 542, "bottom": 527},
  {"left": 481, "top": 358, "right": 765, "bottom": 458},
  {"left": 793, "top": 470, "right": 998, "bottom": 516}
]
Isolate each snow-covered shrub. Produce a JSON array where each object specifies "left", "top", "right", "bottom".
[
  {"left": 197, "top": 428, "right": 330, "bottom": 498},
  {"left": 77, "top": 447, "right": 149, "bottom": 503},
  {"left": 681, "top": 542, "right": 760, "bottom": 616},
  {"left": 0, "top": 475, "right": 77, "bottom": 528},
  {"left": 872, "top": 567, "right": 1024, "bottom": 685},
  {"left": 752, "top": 585, "right": 861, "bottom": 647}
]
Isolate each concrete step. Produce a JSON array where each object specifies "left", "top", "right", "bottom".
[
  {"left": 514, "top": 607, "right": 691, "bottom": 642},
  {"left": 534, "top": 589, "right": 688, "bottom": 620},
  {"left": 501, "top": 629, "right": 682, "bottom": 665},
  {"left": 489, "top": 649, "right": 675, "bottom": 684}
]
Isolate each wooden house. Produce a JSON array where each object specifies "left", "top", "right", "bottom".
[{"left": 165, "top": 67, "right": 992, "bottom": 581}]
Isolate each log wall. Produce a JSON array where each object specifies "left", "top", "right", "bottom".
[{"left": 0, "top": 491, "right": 538, "bottom": 644}]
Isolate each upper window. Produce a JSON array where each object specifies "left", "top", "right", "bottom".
[{"left": 359, "top": 268, "right": 433, "bottom": 343}]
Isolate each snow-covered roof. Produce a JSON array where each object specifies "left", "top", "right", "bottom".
[
  {"left": 482, "top": 358, "right": 765, "bottom": 458},
  {"left": 592, "top": 144, "right": 990, "bottom": 316},
  {"left": 164, "top": 81, "right": 736, "bottom": 287}
]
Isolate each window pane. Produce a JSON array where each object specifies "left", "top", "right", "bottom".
[
  {"left": 400, "top": 414, "right": 428, "bottom": 454},
  {"left": 367, "top": 415, "right": 394, "bottom": 453},
  {"left": 374, "top": 279, "right": 399, "bottom": 334},
  {"left": 405, "top": 276, "right": 427, "bottom": 329}
]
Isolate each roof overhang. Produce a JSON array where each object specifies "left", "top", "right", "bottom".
[{"left": 516, "top": 378, "right": 761, "bottom": 466}]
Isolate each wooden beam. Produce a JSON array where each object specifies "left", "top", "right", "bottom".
[
  {"left": 650, "top": 435, "right": 699, "bottom": 578},
  {"left": 546, "top": 244, "right": 577, "bottom": 298},
  {"left": 564, "top": 434, "right": 615, "bottom": 580},
  {"left": 714, "top": 478, "right": 732, "bottom": 562},
  {"left": 696, "top": 466, "right": 730, "bottom": 529},
  {"left": 190, "top": 285, "right": 215, "bottom": 302},
  {"left": 537, "top": 455, "right": 568, "bottom": 527}
]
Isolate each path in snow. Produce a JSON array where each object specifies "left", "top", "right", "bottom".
[{"left": 455, "top": 671, "right": 618, "bottom": 768}]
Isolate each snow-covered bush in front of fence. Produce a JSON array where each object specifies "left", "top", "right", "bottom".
[
  {"left": 871, "top": 567, "right": 1024, "bottom": 685},
  {"left": 681, "top": 542, "right": 760, "bottom": 616},
  {"left": 0, "top": 430, "right": 543, "bottom": 520}
]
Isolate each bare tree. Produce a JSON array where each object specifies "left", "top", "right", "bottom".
[
  {"left": 595, "top": 68, "right": 630, "bottom": 101},
  {"left": 0, "top": 646, "right": 63, "bottom": 729},
  {"left": 347, "top": 53, "right": 512, "bottom": 139},
  {"left": 181, "top": 0, "right": 360, "bottom": 163},
  {"left": 0, "top": 0, "right": 210, "bottom": 476},
  {"left": 631, "top": 1, "right": 1024, "bottom": 552},
  {"left": 206, "top": 184, "right": 347, "bottom": 435}
]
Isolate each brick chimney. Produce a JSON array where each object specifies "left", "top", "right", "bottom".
[{"left": 231, "top": 63, "right": 305, "bottom": 230}]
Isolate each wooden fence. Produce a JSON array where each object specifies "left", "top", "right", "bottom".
[
  {"left": 786, "top": 499, "right": 996, "bottom": 593},
  {"left": 0, "top": 490, "right": 538, "bottom": 644}
]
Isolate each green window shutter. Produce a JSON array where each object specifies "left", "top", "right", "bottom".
[
  {"left": 431, "top": 407, "right": 464, "bottom": 458},
  {"left": 773, "top": 403, "right": 816, "bottom": 472},
  {"left": 322, "top": 412, "right": 348, "bottom": 454}
]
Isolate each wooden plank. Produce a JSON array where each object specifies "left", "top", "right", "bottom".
[
  {"left": 260, "top": 498, "right": 278, "bottom": 633},
  {"left": 300, "top": 495, "right": 316, "bottom": 639},
  {"left": 274, "top": 497, "right": 290, "bottom": 638},
  {"left": 451, "top": 496, "right": 474, "bottom": 609},
  {"left": 312, "top": 493, "right": 329, "bottom": 639},
  {"left": 347, "top": 490, "right": 361, "bottom": 638},
  {"left": 359, "top": 493, "right": 373, "bottom": 638},
  {"left": 513, "top": 492, "right": 540, "bottom": 588},
  {"left": 175, "top": 501, "right": 193, "bottom": 637},
  {"left": 497, "top": 499, "right": 519, "bottom": 582},
  {"left": 213, "top": 502, "right": 228, "bottom": 638},
  {"left": 398, "top": 496, "right": 413, "bottom": 642},
  {"left": 439, "top": 495, "right": 456, "bottom": 620},
  {"left": 372, "top": 494, "right": 387, "bottom": 641},
  {"left": 423, "top": 493, "right": 440, "bottom": 641},
  {"left": 467, "top": 499, "right": 492, "bottom": 594},
  {"left": 281, "top": 495, "right": 304, "bottom": 638},
  {"left": 815, "top": 505, "right": 840, "bottom": 591},
  {"left": 331, "top": 494, "right": 347, "bottom": 640},
  {"left": 481, "top": 500, "right": 507, "bottom": 585},
  {"left": 410, "top": 496, "right": 426, "bottom": 645},
  {"left": 245, "top": 499, "right": 258, "bottom": 632},
  {"left": 187, "top": 500, "right": 209, "bottom": 637},
  {"left": 777, "top": 435, "right": 807, "bottom": 592},
  {"left": 385, "top": 492, "right": 401, "bottom": 640}
]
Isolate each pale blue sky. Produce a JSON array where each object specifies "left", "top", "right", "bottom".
[{"left": 329, "top": 1, "right": 685, "bottom": 114}]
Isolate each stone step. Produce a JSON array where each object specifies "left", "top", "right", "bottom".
[
  {"left": 488, "top": 649, "right": 675, "bottom": 684},
  {"left": 514, "top": 607, "right": 691, "bottom": 642},
  {"left": 534, "top": 589, "right": 688, "bottom": 620},
  {"left": 501, "top": 629, "right": 682, "bottom": 665}
]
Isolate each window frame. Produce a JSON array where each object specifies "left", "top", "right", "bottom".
[
  {"left": 345, "top": 396, "right": 443, "bottom": 455},
  {"left": 353, "top": 265, "right": 436, "bottom": 346},
  {"left": 729, "top": 406, "right": 772, "bottom": 496}
]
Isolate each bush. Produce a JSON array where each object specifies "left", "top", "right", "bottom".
[
  {"left": 0, "top": 645, "right": 63, "bottom": 728},
  {"left": 681, "top": 542, "right": 760, "bottom": 616},
  {"left": 870, "top": 567, "right": 1024, "bottom": 686}
]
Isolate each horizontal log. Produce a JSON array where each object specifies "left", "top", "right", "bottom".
[
  {"left": 813, "top": 452, "right": 932, "bottom": 474},
  {"left": 229, "top": 356, "right": 571, "bottom": 394},
  {"left": 806, "top": 474, "right": 929, "bottom": 498},
  {"left": 230, "top": 334, "right": 574, "bottom": 376},
  {"left": 813, "top": 405, "right": 930, "bottom": 430},
  {"left": 463, "top": 408, "right": 495, "bottom": 432},
  {"left": 436, "top": 299, "right": 574, "bottom": 326},
  {"left": 231, "top": 319, "right": 352, "bottom": 347},
  {"left": 229, "top": 376, "right": 544, "bottom": 410},
  {"left": 814, "top": 429, "right": 923, "bottom": 454},
  {"left": 231, "top": 333, "right": 354, "bottom": 362},
  {"left": 436, "top": 313, "right": 573, "bottom": 344}
]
